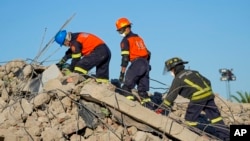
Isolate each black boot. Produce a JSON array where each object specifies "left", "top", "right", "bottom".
[
  {"left": 138, "top": 91, "right": 154, "bottom": 110},
  {"left": 111, "top": 79, "right": 122, "bottom": 93},
  {"left": 117, "top": 85, "right": 136, "bottom": 101},
  {"left": 213, "top": 121, "right": 230, "bottom": 141}
]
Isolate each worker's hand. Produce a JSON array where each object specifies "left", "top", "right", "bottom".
[
  {"left": 62, "top": 68, "right": 72, "bottom": 76},
  {"left": 56, "top": 59, "right": 66, "bottom": 70},
  {"left": 147, "top": 50, "right": 151, "bottom": 62},
  {"left": 119, "top": 72, "right": 125, "bottom": 83}
]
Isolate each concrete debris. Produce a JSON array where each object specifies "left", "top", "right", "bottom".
[{"left": 0, "top": 60, "right": 249, "bottom": 141}]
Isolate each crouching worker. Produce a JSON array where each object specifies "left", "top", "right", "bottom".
[
  {"left": 55, "top": 30, "right": 111, "bottom": 83},
  {"left": 162, "top": 57, "right": 229, "bottom": 141}
]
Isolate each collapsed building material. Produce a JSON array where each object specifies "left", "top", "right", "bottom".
[
  {"left": 0, "top": 62, "right": 249, "bottom": 141},
  {"left": 80, "top": 82, "right": 215, "bottom": 141}
]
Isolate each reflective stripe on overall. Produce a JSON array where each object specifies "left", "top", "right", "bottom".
[{"left": 184, "top": 73, "right": 212, "bottom": 101}]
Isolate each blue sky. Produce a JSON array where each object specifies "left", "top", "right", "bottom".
[{"left": 1, "top": 0, "right": 249, "bottom": 101}]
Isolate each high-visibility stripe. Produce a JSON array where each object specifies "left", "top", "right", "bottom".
[
  {"left": 211, "top": 116, "right": 223, "bottom": 124},
  {"left": 184, "top": 79, "right": 202, "bottom": 90},
  {"left": 185, "top": 121, "right": 198, "bottom": 126},
  {"left": 96, "top": 78, "right": 109, "bottom": 83},
  {"left": 121, "top": 51, "right": 129, "bottom": 55},
  {"left": 141, "top": 98, "right": 151, "bottom": 104},
  {"left": 192, "top": 87, "right": 211, "bottom": 96},
  {"left": 72, "top": 53, "right": 81, "bottom": 58},
  {"left": 184, "top": 73, "right": 213, "bottom": 101},
  {"left": 126, "top": 96, "right": 134, "bottom": 100},
  {"left": 191, "top": 91, "right": 212, "bottom": 101},
  {"left": 74, "top": 67, "right": 88, "bottom": 74},
  {"left": 163, "top": 99, "right": 171, "bottom": 106},
  {"left": 196, "top": 73, "right": 210, "bottom": 88}
]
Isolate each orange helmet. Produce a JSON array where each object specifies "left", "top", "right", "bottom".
[{"left": 115, "top": 17, "right": 131, "bottom": 31}]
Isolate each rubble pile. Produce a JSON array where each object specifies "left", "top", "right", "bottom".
[
  {"left": 170, "top": 95, "right": 250, "bottom": 126},
  {"left": 0, "top": 60, "right": 249, "bottom": 141}
]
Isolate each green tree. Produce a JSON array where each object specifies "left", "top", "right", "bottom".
[{"left": 230, "top": 91, "right": 250, "bottom": 103}]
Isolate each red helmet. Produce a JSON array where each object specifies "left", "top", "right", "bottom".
[{"left": 115, "top": 17, "right": 131, "bottom": 31}]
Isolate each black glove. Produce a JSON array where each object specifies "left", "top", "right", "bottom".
[
  {"left": 56, "top": 59, "right": 66, "bottom": 70},
  {"left": 149, "top": 65, "right": 152, "bottom": 71},
  {"left": 119, "top": 72, "right": 125, "bottom": 83},
  {"left": 147, "top": 50, "right": 151, "bottom": 62}
]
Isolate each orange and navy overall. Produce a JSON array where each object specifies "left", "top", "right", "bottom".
[
  {"left": 63, "top": 32, "right": 111, "bottom": 83},
  {"left": 120, "top": 32, "right": 152, "bottom": 109}
]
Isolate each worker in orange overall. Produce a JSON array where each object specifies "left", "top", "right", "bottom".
[
  {"left": 55, "top": 30, "right": 111, "bottom": 83},
  {"left": 115, "top": 17, "right": 153, "bottom": 110}
]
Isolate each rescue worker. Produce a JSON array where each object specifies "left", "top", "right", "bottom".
[
  {"left": 55, "top": 30, "right": 111, "bottom": 83},
  {"left": 162, "top": 57, "right": 230, "bottom": 141},
  {"left": 115, "top": 17, "right": 153, "bottom": 110}
]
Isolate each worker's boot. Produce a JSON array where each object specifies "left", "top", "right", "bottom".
[
  {"left": 138, "top": 91, "right": 154, "bottom": 110},
  {"left": 110, "top": 79, "right": 122, "bottom": 93},
  {"left": 120, "top": 85, "right": 136, "bottom": 101},
  {"left": 213, "top": 120, "right": 230, "bottom": 141}
]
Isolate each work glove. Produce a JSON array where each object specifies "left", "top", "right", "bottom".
[
  {"left": 62, "top": 68, "right": 72, "bottom": 76},
  {"left": 149, "top": 65, "right": 152, "bottom": 71},
  {"left": 119, "top": 72, "right": 125, "bottom": 83},
  {"left": 56, "top": 59, "right": 66, "bottom": 70},
  {"left": 147, "top": 50, "right": 151, "bottom": 62}
]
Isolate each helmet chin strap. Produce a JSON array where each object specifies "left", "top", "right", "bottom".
[
  {"left": 170, "top": 70, "right": 175, "bottom": 77},
  {"left": 66, "top": 32, "right": 72, "bottom": 41}
]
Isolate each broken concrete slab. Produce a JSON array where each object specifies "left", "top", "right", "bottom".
[
  {"left": 39, "top": 64, "right": 63, "bottom": 92},
  {"left": 80, "top": 82, "right": 213, "bottom": 141}
]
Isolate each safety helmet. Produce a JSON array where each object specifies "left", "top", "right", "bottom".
[
  {"left": 115, "top": 17, "right": 131, "bottom": 31},
  {"left": 165, "top": 57, "right": 188, "bottom": 71},
  {"left": 55, "top": 30, "right": 67, "bottom": 46}
]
